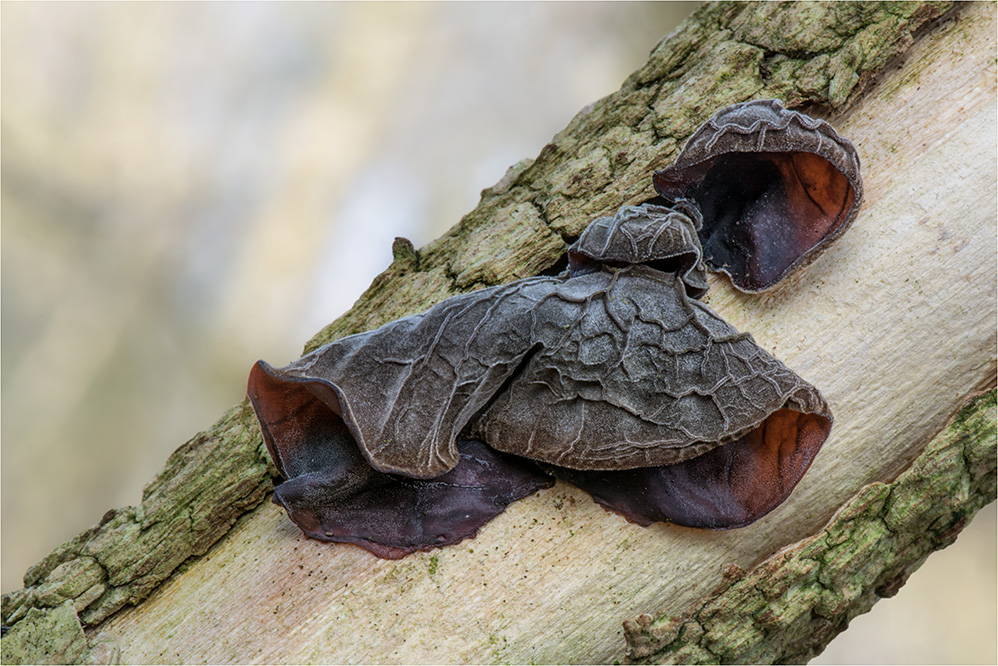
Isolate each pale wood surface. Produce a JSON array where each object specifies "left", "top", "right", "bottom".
[{"left": 94, "top": 4, "right": 996, "bottom": 663}]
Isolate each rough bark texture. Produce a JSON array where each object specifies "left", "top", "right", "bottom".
[
  {"left": 1, "top": 403, "right": 272, "bottom": 629},
  {"left": 2, "top": 1, "right": 995, "bottom": 663}
]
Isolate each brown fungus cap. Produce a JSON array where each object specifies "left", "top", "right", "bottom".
[
  {"left": 653, "top": 99, "right": 863, "bottom": 292},
  {"left": 567, "top": 201, "right": 709, "bottom": 298}
]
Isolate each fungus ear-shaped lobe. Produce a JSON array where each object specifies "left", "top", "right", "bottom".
[
  {"left": 249, "top": 279, "right": 563, "bottom": 481},
  {"left": 248, "top": 361, "right": 553, "bottom": 558},
  {"left": 654, "top": 99, "right": 862, "bottom": 292},
  {"left": 248, "top": 360, "right": 366, "bottom": 487},
  {"left": 551, "top": 408, "right": 831, "bottom": 528},
  {"left": 675, "top": 152, "right": 856, "bottom": 292}
]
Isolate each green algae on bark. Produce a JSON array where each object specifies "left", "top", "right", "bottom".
[{"left": 1, "top": 602, "right": 88, "bottom": 666}]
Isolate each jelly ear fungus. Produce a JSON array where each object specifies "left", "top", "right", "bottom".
[
  {"left": 653, "top": 99, "right": 863, "bottom": 292},
  {"left": 248, "top": 202, "right": 833, "bottom": 558}
]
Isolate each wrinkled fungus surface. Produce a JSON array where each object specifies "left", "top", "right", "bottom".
[
  {"left": 653, "top": 99, "right": 863, "bottom": 291},
  {"left": 249, "top": 193, "right": 839, "bottom": 558}
]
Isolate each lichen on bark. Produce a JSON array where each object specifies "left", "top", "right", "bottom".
[
  {"left": 624, "top": 390, "right": 997, "bottom": 665},
  {"left": 1, "top": 602, "right": 89, "bottom": 665}
]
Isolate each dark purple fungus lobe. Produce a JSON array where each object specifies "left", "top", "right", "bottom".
[
  {"left": 545, "top": 409, "right": 830, "bottom": 528},
  {"left": 247, "top": 202, "right": 831, "bottom": 557},
  {"left": 248, "top": 363, "right": 553, "bottom": 558},
  {"left": 653, "top": 99, "right": 863, "bottom": 292}
]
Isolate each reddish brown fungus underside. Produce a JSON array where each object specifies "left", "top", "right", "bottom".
[{"left": 653, "top": 99, "right": 863, "bottom": 292}]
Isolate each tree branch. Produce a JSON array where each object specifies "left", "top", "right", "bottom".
[{"left": 3, "top": 1, "right": 995, "bottom": 663}]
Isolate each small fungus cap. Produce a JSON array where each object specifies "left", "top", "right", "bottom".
[{"left": 568, "top": 201, "right": 709, "bottom": 299}]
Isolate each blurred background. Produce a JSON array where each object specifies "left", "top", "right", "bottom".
[{"left": 1, "top": 3, "right": 993, "bottom": 663}]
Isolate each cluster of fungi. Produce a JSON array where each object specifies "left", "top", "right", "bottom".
[{"left": 248, "top": 99, "right": 863, "bottom": 558}]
